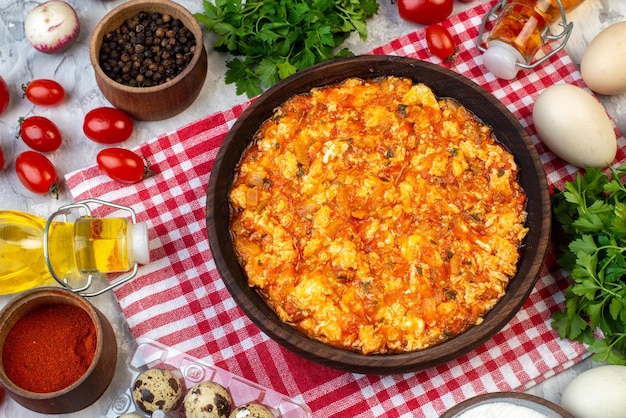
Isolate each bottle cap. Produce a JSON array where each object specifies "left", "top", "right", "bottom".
[
  {"left": 131, "top": 222, "right": 150, "bottom": 265},
  {"left": 482, "top": 40, "right": 525, "bottom": 80}
]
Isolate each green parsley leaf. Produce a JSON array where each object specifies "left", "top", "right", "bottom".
[
  {"left": 552, "top": 167, "right": 626, "bottom": 364},
  {"left": 195, "top": 0, "right": 379, "bottom": 98}
]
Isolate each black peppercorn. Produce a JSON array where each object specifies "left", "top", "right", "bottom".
[{"left": 98, "top": 10, "right": 196, "bottom": 87}]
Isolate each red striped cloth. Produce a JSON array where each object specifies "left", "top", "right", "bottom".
[{"left": 67, "top": 2, "right": 625, "bottom": 416}]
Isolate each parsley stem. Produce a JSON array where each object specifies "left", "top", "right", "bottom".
[{"left": 592, "top": 246, "right": 625, "bottom": 296}]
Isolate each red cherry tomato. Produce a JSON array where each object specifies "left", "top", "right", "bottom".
[
  {"left": 96, "top": 147, "right": 154, "bottom": 184},
  {"left": 23, "top": 79, "right": 65, "bottom": 106},
  {"left": 0, "top": 76, "right": 9, "bottom": 115},
  {"left": 397, "top": 0, "right": 454, "bottom": 25},
  {"left": 19, "top": 116, "right": 63, "bottom": 152},
  {"left": 83, "top": 107, "right": 134, "bottom": 144},
  {"left": 0, "top": 147, "right": 4, "bottom": 170},
  {"left": 425, "top": 24, "right": 457, "bottom": 61},
  {"left": 15, "top": 151, "right": 60, "bottom": 198}
]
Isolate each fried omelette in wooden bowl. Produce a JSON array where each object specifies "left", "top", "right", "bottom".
[{"left": 206, "top": 55, "right": 550, "bottom": 374}]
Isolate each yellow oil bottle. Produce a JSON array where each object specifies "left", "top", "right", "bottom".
[{"left": 0, "top": 210, "right": 149, "bottom": 295}]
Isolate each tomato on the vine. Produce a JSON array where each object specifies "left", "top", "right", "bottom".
[
  {"left": 0, "top": 76, "right": 9, "bottom": 115},
  {"left": 23, "top": 79, "right": 65, "bottom": 106},
  {"left": 397, "top": 0, "right": 454, "bottom": 25},
  {"left": 83, "top": 107, "right": 134, "bottom": 144},
  {"left": 425, "top": 24, "right": 457, "bottom": 61},
  {"left": 96, "top": 147, "right": 154, "bottom": 184},
  {"left": 15, "top": 151, "right": 60, "bottom": 198},
  {"left": 19, "top": 115, "right": 63, "bottom": 152}
]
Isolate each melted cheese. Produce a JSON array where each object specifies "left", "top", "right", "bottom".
[{"left": 229, "top": 77, "right": 528, "bottom": 354}]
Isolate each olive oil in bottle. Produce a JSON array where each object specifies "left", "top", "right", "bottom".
[{"left": 0, "top": 211, "right": 149, "bottom": 295}]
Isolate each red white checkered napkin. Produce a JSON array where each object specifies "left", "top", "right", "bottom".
[{"left": 66, "top": 2, "right": 626, "bottom": 416}]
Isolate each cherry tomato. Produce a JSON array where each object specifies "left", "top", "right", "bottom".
[
  {"left": 0, "top": 146, "right": 4, "bottom": 171},
  {"left": 96, "top": 147, "right": 154, "bottom": 184},
  {"left": 15, "top": 151, "right": 60, "bottom": 198},
  {"left": 83, "top": 107, "right": 134, "bottom": 144},
  {"left": 23, "top": 79, "right": 65, "bottom": 106},
  {"left": 425, "top": 24, "right": 457, "bottom": 61},
  {"left": 397, "top": 0, "right": 454, "bottom": 25},
  {"left": 19, "top": 116, "right": 63, "bottom": 152},
  {"left": 0, "top": 76, "right": 9, "bottom": 115}
]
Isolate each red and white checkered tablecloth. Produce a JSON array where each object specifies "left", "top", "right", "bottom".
[{"left": 66, "top": 2, "right": 626, "bottom": 417}]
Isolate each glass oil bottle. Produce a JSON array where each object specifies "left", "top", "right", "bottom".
[
  {"left": 0, "top": 199, "right": 149, "bottom": 296},
  {"left": 478, "top": 0, "right": 586, "bottom": 79}
]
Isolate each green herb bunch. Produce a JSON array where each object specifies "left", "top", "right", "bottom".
[
  {"left": 552, "top": 164, "right": 626, "bottom": 365},
  {"left": 195, "top": 0, "right": 379, "bottom": 98}
]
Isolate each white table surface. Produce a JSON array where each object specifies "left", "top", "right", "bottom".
[{"left": 0, "top": 0, "right": 624, "bottom": 416}]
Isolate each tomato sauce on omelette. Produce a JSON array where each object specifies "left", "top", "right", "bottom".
[{"left": 229, "top": 76, "right": 528, "bottom": 354}]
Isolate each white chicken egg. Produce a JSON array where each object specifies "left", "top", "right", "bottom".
[
  {"left": 581, "top": 21, "right": 626, "bottom": 95},
  {"left": 532, "top": 84, "right": 616, "bottom": 168},
  {"left": 561, "top": 365, "right": 626, "bottom": 418}
]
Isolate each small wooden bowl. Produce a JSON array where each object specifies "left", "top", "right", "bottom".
[
  {"left": 441, "top": 392, "right": 574, "bottom": 417},
  {"left": 89, "top": 0, "right": 208, "bottom": 121},
  {"left": 0, "top": 287, "right": 117, "bottom": 414},
  {"left": 206, "top": 55, "right": 551, "bottom": 374}
]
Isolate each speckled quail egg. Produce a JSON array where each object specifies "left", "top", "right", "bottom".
[
  {"left": 184, "top": 381, "right": 234, "bottom": 418},
  {"left": 229, "top": 403, "right": 276, "bottom": 418},
  {"left": 132, "top": 368, "right": 184, "bottom": 413}
]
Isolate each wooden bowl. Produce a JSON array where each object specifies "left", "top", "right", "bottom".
[
  {"left": 206, "top": 55, "right": 551, "bottom": 374},
  {"left": 0, "top": 287, "right": 117, "bottom": 414},
  {"left": 89, "top": 0, "right": 207, "bottom": 121},
  {"left": 441, "top": 392, "right": 574, "bottom": 417}
]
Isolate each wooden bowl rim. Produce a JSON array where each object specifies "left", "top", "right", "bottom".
[
  {"left": 0, "top": 287, "right": 106, "bottom": 397},
  {"left": 89, "top": 0, "right": 204, "bottom": 93},
  {"left": 440, "top": 392, "right": 575, "bottom": 417},
  {"left": 206, "top": 55, "right": 551, "bottom": 374}
]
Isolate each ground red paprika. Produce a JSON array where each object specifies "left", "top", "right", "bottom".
[{"left": 2, "top": 303, "right": 97, "bottom": 393}]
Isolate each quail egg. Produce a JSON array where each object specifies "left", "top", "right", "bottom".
[
  {"left": 184, "top": 381, "right": 234, "bottom": 418},
  {"left": 132, "top": 368, "right": 184, "bottom": 413},
  {"left": 229, "top": 403, "right": 276, "bottom": 418}
]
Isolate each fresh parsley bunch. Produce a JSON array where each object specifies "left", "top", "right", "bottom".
[
  {"left": 552, "top": 164, "right": 626, "bottom": 365},
  {"left": 195, "top": 0, "right": 379, "bottom": 98}
]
